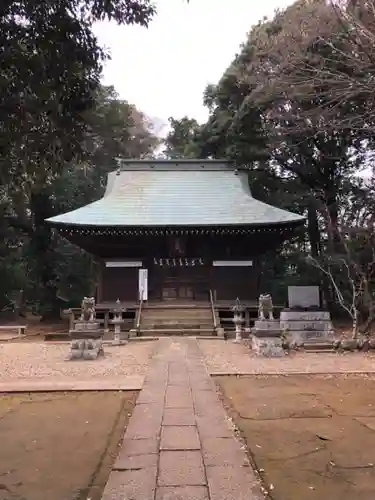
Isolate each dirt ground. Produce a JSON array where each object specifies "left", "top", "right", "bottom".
[
  {"left": 0, "top": 317, "right": 66, "bottom": 342},
  {"left": 0, "top": 391, "right": 138, "bottom": 500},
  {"left": 216, "top": 375, "right": 375, "bottom": 500}
]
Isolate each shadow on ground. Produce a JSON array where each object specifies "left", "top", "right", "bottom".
[
  {"left": 216, "top": 375, "right": 375, "bottom": 500},
  {"left": 0, "top": 391, "right": 137, "bottom": 500}
]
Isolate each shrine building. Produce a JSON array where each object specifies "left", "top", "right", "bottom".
[{"left": 46, "top": 159, "right": 304, "bottom": 308}]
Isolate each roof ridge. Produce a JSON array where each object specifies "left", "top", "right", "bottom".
[{"left": 116, "top": 159, "right": 234, "bottom": 172}]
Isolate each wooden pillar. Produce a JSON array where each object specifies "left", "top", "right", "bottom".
[{"left": 96, "top": 260, "right": 104, "bottom": 303}]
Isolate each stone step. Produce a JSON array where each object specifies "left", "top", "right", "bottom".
[
  {"left": 141, "top": 321, "right": 214, "bottom": 330},
  {"left": 44, "top": 332, "right": 70, "bottom": 341},
  {"left": 142, "top": 306, "right": 211, "bottom": 312},
  {"left": 142, "top": 316, "right": 213, "bottom": 322},
  {"left": 141, "top": 313, "right": 212, "bottom": 320},
  {"left": 141, "top": 314, "right": 213, "bottom": 321},
  {"left": 303, "top": 342, "right": 335, "bottom": 352},
  {"left": 143, "top": 303, "right": 211, "bottom": 309},
  {"left": 139, "top": 328, "right": 216, "bottom": 336},
  {"left": 305, "top": 350, "right": 335, "bottom": 353}
]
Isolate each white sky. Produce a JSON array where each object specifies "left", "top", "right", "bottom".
[{"left": 93, "top": 0, "right": 293, "bottom": 128}]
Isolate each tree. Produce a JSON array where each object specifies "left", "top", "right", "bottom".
[
  {"left": 0, "top": 0, "right": 156, "bottom": 188},
  {"left": 0, "top": 0, "right": 161, "bottom": 266},
  {"left": 194, "top": 0, "right": 375, "bottom": 325},
  {"left": 164, "top": 117, "right": 202, "bottom": 158},
  {"left": 0, "top": 86, "right": 158, "bottom": 317},
  {"left": 308, "top": 222, "right": 375, "bottom": 338},
  {"left": 245, "top": 0, "right": 375, "bottom": 132},
  {"left": 0, "top": 0, "right": 185, "bottom": 318}
]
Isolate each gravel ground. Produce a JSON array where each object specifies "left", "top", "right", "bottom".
[
  {"left": 198, "top": 339, "right": 375, "bottom": 374},
  {"left": 2, "top": 338, "right": 375, "bottom": 383},
  {"left": 0, "top": 341, "right": 155, "bottom": 381}
]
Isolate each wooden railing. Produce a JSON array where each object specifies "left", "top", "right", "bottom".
[
  {"left": 209, "top": 289, "right": 218, "bottom": 329},
  {"left": 136, "top": 289, "right": 144, "bottom": 334}
]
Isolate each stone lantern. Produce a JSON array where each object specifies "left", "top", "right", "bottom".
[
  {"left": 110, "top": 298, "right": 126, "bottom": 345},
  {"left": 232, "top": 297, "right": 245, "bottom": 343}
]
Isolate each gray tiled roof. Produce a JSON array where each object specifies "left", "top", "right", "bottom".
[{"left": 46, "top": 160, "right": 305, "bottom": 227}]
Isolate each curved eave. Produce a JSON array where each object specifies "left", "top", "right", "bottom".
[{"left": 49, "top": 220, "right": 305, "bottom": 237}]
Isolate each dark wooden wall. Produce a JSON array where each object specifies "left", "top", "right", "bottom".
[
  {"left": 97, "top": 263, "right": 258, "bottom": 303},
  {"left": 67, "top": 232, "right": 282, "bottom": 260},
  {"left": 99, "top": 267, "right": 138, "bottom": 302},
  {"left": 210, "top": 266, "right": 258, "bottom": 301}
]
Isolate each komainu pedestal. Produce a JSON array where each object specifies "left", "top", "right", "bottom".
[
  {"left": 251, "top": 319, "right": 285, "bottom": 357},
  {"left": 251, "top": 294, "right": 284, "bottom": 357},
  {"left": 69, "top": 297, "right": 104, "bottom": 360},
  {"left": 70, "top": 338, "right": 104, "bottom": 360}
]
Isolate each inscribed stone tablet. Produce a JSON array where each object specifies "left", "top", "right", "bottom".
[{"left": 288, "top": 286, "right": 320, "bottom": 308}]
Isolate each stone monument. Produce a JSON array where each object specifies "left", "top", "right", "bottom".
[
  {"left": 281, "top": 286, "right": 334, "bottom": 347},
  {"left": 110, "top": 298, "right": 127, "bottom": 345},
  {"left": 69, "top": 297, "right": 104, "bottom": 360},
  {"left": 251, "top": 293, "right": 284, "bottom": 357},
  {"left": 232, "top": 298, "right": 245, "bottom": 342}
]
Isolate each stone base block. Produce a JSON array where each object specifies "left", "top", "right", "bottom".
[
  {"left": 280, "top": 320, "right": 333, "bottom": 331},
  {"left": 69, "top": 338, "right": 104, "bottom": 360},
  {"left": 280, "top": 310, "right": 330, "bottom": 321},
  {"left": 254, "top": 319, "right": 280, "bottom": 331},
  {"left": 70, "top": 347, "right": 84, "bottom": 359},
  {"left": 74, "top": 321, "right": 100, "bottom": 331},
  {"left": 252, "top": 329, "right": 281, "bottom": 338},
  {"left": 286, "top": 330, "right": 335, "bottom": 346},
  {"left": 251, "top": 335, "right": 285, "bottom": 357},
  {"left": 280, "top": 309, "right": 334, "bottom": 347},
  {"left": 216, "top": 327, "right": 225, "bottom": 338},
  {"left": 70, "top": 329, "right": 102, "bottom": 340},
  {"left": 112, "top": 333, "right": 128, "bottom": 346}
]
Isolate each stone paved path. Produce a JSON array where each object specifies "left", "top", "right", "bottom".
[
  {"left": 0, "top": 375, "right": 144, "bottom": 392},
  {"left": 101, "top": 338, "right": 265, "bottom": 500}
]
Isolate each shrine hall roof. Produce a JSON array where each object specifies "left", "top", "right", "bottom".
[{"left": 46, "top": 160, "right": 305, "bottom": 227}]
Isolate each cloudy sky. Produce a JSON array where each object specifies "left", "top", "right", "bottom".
[{"left": 93, "top": 0, "right": 293, "bottom": 129}]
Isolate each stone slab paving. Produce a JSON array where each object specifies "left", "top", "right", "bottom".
[
  {"left": 101, "top": 338, "right": 265, "bottom": 500},
  {"left": 0, "top": 375, "right": 144, "bottom": 392}
]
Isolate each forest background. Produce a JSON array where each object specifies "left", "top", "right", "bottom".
[{"left": 1, "top": 0, "right": 374, "bottom": 335}]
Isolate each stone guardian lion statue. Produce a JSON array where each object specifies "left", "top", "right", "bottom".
[
  {"left": 80, "top": 297, "right": 96, "bottom": 321},
  {"left": 258, "top": 293, "right": 274, "bottom": 320}
]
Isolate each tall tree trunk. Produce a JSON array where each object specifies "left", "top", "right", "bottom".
[
  {"left": 307, "top": 201, "right": 321, "bottom": 258},
  {"left": 30, "top": 191, "right": 60, "bottom": 321},
  {"left": 352, "top": 308, "right": 359, "bottom": 339},
  {"left": 325, "top": 193, "right": 341, "bottom": 253},
  {"left": 308, "top": 200, "right": 332, "bottom": 309}
]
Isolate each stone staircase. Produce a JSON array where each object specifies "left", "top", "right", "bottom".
[
  {"left": 139, "top": 303, "right": 217, "bottom": 336},
  {"left": 303, "top": 341, "right": 335, "bottom": 353}
]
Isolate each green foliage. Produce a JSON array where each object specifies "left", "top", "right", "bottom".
[
  {"left": 164, "top": 117, "right": 202, "bottom": 159},
  {"left": 0, "top": 0, "right": 162, "bottom": 317},
  {"left": 0, "top": 85, "right": 158, "bottom": 317},
  {"left": 167, "top": 0, "right": 375, "bottom": 323},
  {"left": 0, "top": 0, "right": 156, "bottom": 195}
]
